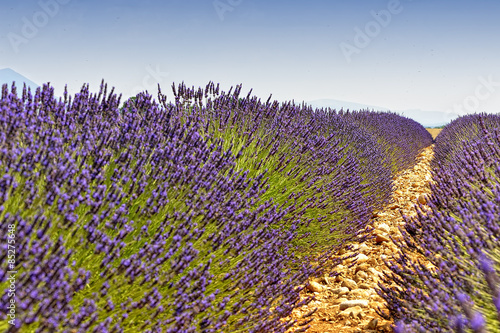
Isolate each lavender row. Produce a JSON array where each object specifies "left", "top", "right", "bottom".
[
  {"left": 433, "top": 113, "right": 500, "bottom": 170},
  {"left": 0, "top": 82, "right": 315, "bottom": 332},
  {"left": 337, "top": 110, "right": 433, "bottom": 174},
  {"left": 379, "top": 113, "right": 500, "bottom": 332},
  {"left": 161, "top": 82, "right": 432, "bottom": 254},
  {"left": 0, "top": 80, "right": 432, "bottom": 332}
]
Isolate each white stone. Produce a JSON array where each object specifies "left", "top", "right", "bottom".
[
  {"left": 377, "top": 223, "right": 390, "bottom": 233},
  {"left": 339, "top": 299, "right": 369, "bottom": 311},
  {"left": 332, "top": 287, "right": 350, "bottom": 296},
  {"left": 341, "top": 278, "right": 358, "bottom": 290},
  {"left": 356, "top": 253, "right": 369, "bottom": 264},
  {"left": 359, "top": 243, "right": 371, "bottom": 254},
  {"left": 306, "top": 281, "right": 324, "bottom": 293}
]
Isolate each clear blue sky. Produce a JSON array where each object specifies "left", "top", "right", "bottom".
[{"left": 1, "top": 0, "right": 499, "bottom": 122}]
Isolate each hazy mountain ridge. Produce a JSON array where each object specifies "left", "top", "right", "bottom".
[
  {"left": 306, "top": 99, "right": 458, "bottom": 127},
  {"left": 0, "top": 68, "right": 40, "bottom": 92}
]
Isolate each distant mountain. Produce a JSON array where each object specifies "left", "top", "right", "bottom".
[
  {"left": 0, "top": 68, "right": 40, "bottom": 92},
  {"left": 395, "top": 109, "right": 458, "bottom": 128},
  {"left": 305, "top": 98, "right": 457, "bottom": 128}
]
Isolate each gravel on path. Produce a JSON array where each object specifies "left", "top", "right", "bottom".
[{"left": 286, "top": 144, "right": 435, "bottom": 333}]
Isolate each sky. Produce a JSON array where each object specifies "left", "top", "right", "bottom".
[{"left": 1, "top": 0, "right": 499, "bottom": 125}]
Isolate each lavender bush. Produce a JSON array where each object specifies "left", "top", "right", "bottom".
[
  {"left": 0, "top": 81, "right": 431, "bottom": 332},
  {"left": 160, "top": 82, "right": 431, "bottom": 255},
  {"left": 337, "top": 110, "right": 433, "bottom": 175},
  {"left": 380, "top": 113, "right": 500, "bottom": 332}
]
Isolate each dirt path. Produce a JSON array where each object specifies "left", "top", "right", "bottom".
[
  {"left": 287, "top": 144, "right": 435, "bottom": 333},
  {"left": 425, "top": 128, "right": 442, "bottom": 139}
]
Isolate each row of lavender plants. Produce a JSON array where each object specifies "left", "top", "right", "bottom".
[
  {"left": 380, "top": 113, "right": 500, "bottom": 332},
  {"left": 0, "top": 81, "right": 431, "bottom": 332},
  {"left": 337, "top": 110, "right": 434, "bottom": 175},
  {"left": 161, "top": 83, "right": 432, "bottom": 255}
]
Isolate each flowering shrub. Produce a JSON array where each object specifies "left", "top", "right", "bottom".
[
  {"left": 162, "top": 83, "right": 432, "bottom": 255},
  {"left": 0, "top": 81, "right": 431, "bottom": 332},
  {"left": 380, "top": 113, "right": 500, "bottom": 332},
  {"left": 336, "top": 110, "right": 433, "bottom": 175}
]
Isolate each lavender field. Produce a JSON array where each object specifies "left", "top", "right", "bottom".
[
  {"left": 383, "top": 114, "right": 500, "bottom": 332},
  {"left": 0, "top": 81, "right": 498, "bottom": 333}
]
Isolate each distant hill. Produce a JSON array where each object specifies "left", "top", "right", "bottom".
[
  {"left": 305, "top": 99, "right": 457, "bottom": 127},
  {"left": 394, "top": 109, "right": 458, "bottom": 128},
  {"left": 0, "top": 68, "right": 40, "bottom": 92}
]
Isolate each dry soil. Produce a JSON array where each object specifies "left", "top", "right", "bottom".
[
  {"left": 425, "top": 128, "right": 442, "bottom": 139},
  {"left": 286, "top": 145, "right": 435, "bottom": 333}
]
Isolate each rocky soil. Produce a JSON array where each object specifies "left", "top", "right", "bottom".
[{"left": 286, "top": 145, "right": 435, "bottom": 333}]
